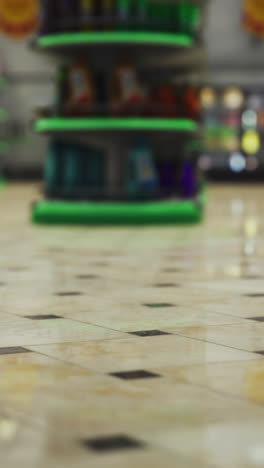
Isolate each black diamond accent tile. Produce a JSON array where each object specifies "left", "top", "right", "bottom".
[
  {"left": 130, "top": 330, "right": 171, "bottom": 337},
  {"left": 247, "top": 317, "right": 264, "bottom": 322},
  {"left": 56, "top": 292, "right": 82, "bottom": 296},
  {"left": 144, "top": 303, "right": 174, "bottom": 308},
  {"left": 81, "top": 435, "right": 145, "bottom": 452},
  {"left": 110, "top": 370, "right": 161, "bottom": 380},
  {"left": 245, "top": 294, "right": 264, "bottom": 298},
  {"left": 0, "top": 347, "right": 32, "bottom": 355},
  {"left": 25, "top": 315, "right": 62, "bottom": 320},
  {"left": 154, "top": 283, "right": 180, "bottom": 288},
  {"left": 254, "top": 351, "right": 264, "bottom": 356},
  {"left": 76, "top": 275, "right": 98, "bottom": 280}
]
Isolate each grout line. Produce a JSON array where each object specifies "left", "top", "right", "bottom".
[{"left": 168, "top": 329, "right": 259, "bottom": 355}]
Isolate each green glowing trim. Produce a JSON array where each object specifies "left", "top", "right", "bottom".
[
  {"left": 32, "top": 196, "right": 204, "bottom": 225},
  {"left": 37, "top": 31, "right": 194, "bottom": 49},
  {"left": 35, "top": 117, "right": 198, "bottom": 133}
]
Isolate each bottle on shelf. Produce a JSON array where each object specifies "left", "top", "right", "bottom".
[
  {"left": 39, "top": 0, "right": 57, "bottom": 35},
  {"left": 44, "top": 140, "right": 64, "bottom": 195},
  {"left": 79, "top": 0, "right": 96, "bottom": 31},
  {"left": 83, "top": 146, "right": 106, "bottom": 196},
  {"left": 180, "top": 158, "right": 197, "bottom": 198},
  {"left": 98, "top": 0, "right": 115, "bottom": 30},
  {"left": 54, "top": 0, "right": 79, "bottom": 32},
  {"left": 116, "top": 0, "right": 133, "bottom": 30},
  {"left": 110, "top": 57, "right": 145, "bottom": 116},
  {"left": 63, "top": 144, "right": 83, "bottom": 197},
  {"left": 54, "top": 64, "right": 69, "bottom": 116},
  {"left": 157, "top": 157, "right": 177, "bottom": 197},
  {"left": 134, "top": 0, "right": 149, "bottom": 31},
  {"left": 149, "top": 83, "right": 178, "bottom": 117},
  {"left": 126, "top": 137, "right": 159, "bottom": 200},
  {"left": 173, "top": 1, "right": 201, "bottom": 35},
  {"left": 183, "top": 85, "right": 200, "bottom": 121},
  {"left": 65, "top": 59, "right": 96, "bottom": 116}
]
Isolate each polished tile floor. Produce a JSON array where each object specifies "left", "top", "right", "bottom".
[{"left": 1, "top": 183, "right": 264, "bottom": 467}]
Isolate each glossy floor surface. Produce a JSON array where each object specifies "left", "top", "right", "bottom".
[{"left": 1, "top": 183, "right": 264, "bottom": 468}]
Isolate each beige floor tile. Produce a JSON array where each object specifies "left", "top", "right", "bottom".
[
  {"left": 162, "top": 359, "right": 264, "bottom": 404},
  {"left": 171, "top": 322, "right": 264, "bottom": 352},
  {"left": 0, "top": 317, "right": 123, "bottom": 347},
  {"left": 49, "top": 305, "right": 244, "bottom": 331},
  {"left": 28, "top": 334, "right": 255, "bottom": 372},
  {"left": 1, "top": 183, "right": 264, "bottom": 467},
  {"left": 140, "top": 421, "right": 264, "bottom": 468}
]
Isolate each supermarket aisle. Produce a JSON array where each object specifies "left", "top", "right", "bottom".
[{"left": 1, "top": 184, "right": 264, "bottom": 468}]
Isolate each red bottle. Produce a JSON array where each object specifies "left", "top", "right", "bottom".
[
  {"left": 149, "top": 83, "right": 178, "bottom": 117},
  {"left": 184, "top": 86, "right": 200, "bottom": 121}
]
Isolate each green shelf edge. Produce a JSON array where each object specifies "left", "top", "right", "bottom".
[
  {"left": 35, "top": 117, "right": 198, "bottom": 133},
  {"left": 32, "top": 192, "right": 205, "bottom": 226},
  {"left": 36, "top": 31, "right": 194, "bottom": 49}
]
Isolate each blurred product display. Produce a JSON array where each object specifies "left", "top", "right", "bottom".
[
  {"left": 200, "top": 85, "right": 264, "bottom": 180},
  {"left": 43, "top": 137, "right": 200, "bottom": 203},
  {"left": 0, "top": 63, "right": 8, "bottom": 186},
  {"left": 33, "top": 0, "right": 205, "bottom": 225},
  {"left": 39, "top": 0, "right": 201, "bottom": 36},
  {"left": 47, "top": 56, "right": 201, "bottom": 119}
]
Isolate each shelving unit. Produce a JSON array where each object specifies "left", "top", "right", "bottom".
[{"left": 32, "top": 0, "right": 207, "bottom": 225}]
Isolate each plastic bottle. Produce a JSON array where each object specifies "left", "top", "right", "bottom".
[
  {"left": 101, "top": 0, "right": 115, "bottom": 30},
  {"left": 45, "top": 141, "right": 63, "bottom": 195},
  {"left": 55, "top": 0, "right": 79, "bottom": 32},
  {"left": 180, "top": 159, "right": 197, "bottom": 198},
  {"left": 54, "top": 65, "right": 68, "bottom": 116},
  {"left": 63, "top": 144, "right": 81, "bottom": 197},
  {"left": 39, "top": 0, "right": 56, "bottom": 35},
  {"left": 127, "top": 138, "right": 158, "bottom": 199},
  {"left": 79, "top": 0, "right": 95, "bottom": 31},
  {"left": 116, "top": 0, "right": 132, "bottom": 30}
]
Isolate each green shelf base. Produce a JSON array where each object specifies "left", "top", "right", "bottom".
[
  {"left": 32, "top": 196, "right": 204, "bottom": 226},
  {"left": 36, "top": 31, "right": 194, "bottom": 49},
  {"left": 35, "top": 117, "right": 198, "bottom": 134}
]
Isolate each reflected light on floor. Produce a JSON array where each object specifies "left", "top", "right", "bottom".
[
  {"left": 231, "top": 199, "right": 244, "bottom": 216},
  {"left": 243, "top": 240, "right": 256, "bottom": 256},
  {"left": 0, "top": 419, "right": 17, "bottom": 441},
  {"left": 243, "top": 218, "right": 259, "bottom": 238}
]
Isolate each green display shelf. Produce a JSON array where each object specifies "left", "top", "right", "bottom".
[
  {"left": 32, "top": 191, "right": 205, "bottom": 226},
  {"left": 35, "top": 117, "right": 198, "bottom": 134},
  {"left": 36, "top": 31, "right": 194, "bottom": 50}
]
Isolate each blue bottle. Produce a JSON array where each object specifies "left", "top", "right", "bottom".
[
  {"left": 127, "top": 138, "right": 158, "bottom": 199},
  {"left": 63, "top": 144, "right": 81, "bottom": 198},
  {"left": 44, "top": 140, "right": 64, "bottom": 196},
  {"left": 180, "top": 159, "right": 197, "bottom": 198}
]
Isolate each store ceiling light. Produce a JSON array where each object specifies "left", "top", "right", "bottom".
[{"left": 229, "top": 153, "right": 246, "bottom": 172}]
